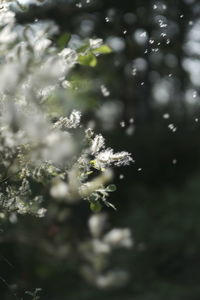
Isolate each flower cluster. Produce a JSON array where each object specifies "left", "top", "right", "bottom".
[
  {"left": 0, "top": 0, "right": 131, "bottom": 217},
  {"left": 80, "top": 213, "right": 133, "bottom": 288},
  {"left": 0, "top": 0, "right": 133, "bottom": 290}
]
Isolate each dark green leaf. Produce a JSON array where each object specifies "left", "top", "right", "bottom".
[
  {"left": 57, "top": 32, "right": 71, "bottom": 49},
  {"left": 77, "top": 42, "right": 90, "bottom": 53},
  {"left": 90, "top": 201, "right": 102, "bottom": 213}
]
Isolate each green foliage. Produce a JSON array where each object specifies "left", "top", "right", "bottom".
[
  {"left": 0, "top": 1, "right": 133, "bottom": 298},
  {"left": 78, "top": 43, "right": 112, "bottom": 67},
  {"left": 57, "top": 32, "right": 71, "bottom": 50},
  {"left": 90, "top": 201, "right": 102, "bottom": 213},
  {"left": 92, "top": 45, "right": 112, "bottom": 55},
  {"left": 78, "top": 53, "right": 97, "bottom": 67}
]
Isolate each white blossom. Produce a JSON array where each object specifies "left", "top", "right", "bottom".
[
  {"left": 89, "top": 38, "right": 103, "bottom": 49},
  {"left": 58, "top": 48, "right": 78, "bottom": 67},
  {"left": 36, "top": 207, "right": 47, "bottom": 218},
  {"left": 94, "top": 149, "right": 133, "bottom": 169},
  {"left": 50, "top": 181, "right": 69, "bottom": 199},
  {"left": 0, "top": 4, "right": 15, "bottom": 26},
  {"left": 0, "top": 24, "right": 17, "bottom": 44},
  {"left": 92, "top": 239, "right": 110, "bottom": 254},
  {"left": 54, "top": 110, "right": 81, "bottom": 129},
  {"left": 90, "top": 134, "right": 105, "bottom": 154},
  {"left": 103, "top": 228, "right": 133, "bottom": 248},
  {"left": 88, "top": 213, "right": 107, "bottom": 237}
]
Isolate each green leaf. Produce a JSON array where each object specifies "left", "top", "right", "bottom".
[
  {"left": 107, "top": 184, "right": 117, "bottom": 192},
  {"left": 90, "top": 201, "right": 102, "bottom": 213},
  {"left": 57, "top": 33, "right": 71, "bottom": 49},
  {"left": 78, "top": 53, "right": 97, "bottom": 67},
  {"left": 92, "top": 45, "right": 112, "bottom": 55}
]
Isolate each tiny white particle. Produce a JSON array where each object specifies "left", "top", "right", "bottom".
[
  {"left": 149, "top": 39, "right": 155, "bottom": 44},
  {"left": 163, "top": 113, "right": 170, "bottom": 119},
  {"left": 120, "top": 121, "right": 126, "bottom": 128},
  {"left": 158, "top": 20, "right": 167, "bottom": 28},
  {"left": 168, "top": 123, "right": 177, "bottom": 132},
  {"left": 160, "top": 32, "right": 167, "bottom": 37},
  {"left": 126, "top": 125, "right": 135, "bottom": 136},
  {"left": 132, "top": 68, "right": 137, "bottom": 76},
  {"left": 152, "top": 48, "right": 159, "bottom": 52},
  {"left": 172, "top": 159, "right": 177, "bottom": 165},
  {"left": 101, "top": 84, "right": 110, "bottom": 97},
  {"left": 193, "top": 91, "right": 197, "bottom": 98}
]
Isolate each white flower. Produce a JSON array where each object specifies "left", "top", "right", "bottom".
[
  {"left": 39, "top": 56, "right": 68, "bottom": 83},
  {"left": 0, "top": 24, "right": 17, "bottom": 45},
  {"left": 94, "top": 149, "right": 133, "bottom": 169},
  {"left": 0, "top": 63, "right": 20, "bottom": 93},
  {"left": 90, "top": 134, "right": 105, "bottom": 154},
  {"left": 36, "top": 208, "right": 47, "bottom": 218},
  {"left": 50, "top": 181, "right": 69, "bottom": 199},
  {"left": 37, "top": 85, "right": 56, "bottom": 100},
  {"left": 103, "top": 228, "right": 133, "bottom": 248},
  {"left": 88, "top": 213, "right": 107, "bottom": 237},
  {"left": 92, "top": 239, "right": 110, "bottom": 254},
  {"left": 0, "top": 4, "right": 15, "bottom": 27},
  {"left": 89, "top": 38, "right": 103, "bottom": 49},
  {"left": 59, "top": 48, "right": 78, "bottom": 67},
  {"left": 34, "top": 38, "right": 52, "bottom": 55},
  {"left": 54, "top": 110, "right": 81, "bottom": 129}
]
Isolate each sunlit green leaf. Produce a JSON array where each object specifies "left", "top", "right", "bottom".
[
  {"left": 92, "top": 45, "right": 112, "bottom": 55},
  {"left": 78, "top": 53, "right": 97, "bottom": 67}
]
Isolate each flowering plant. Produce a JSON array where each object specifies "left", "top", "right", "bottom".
[{"left": 0, "top": 0, "right": 133, "bottom": 292}]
